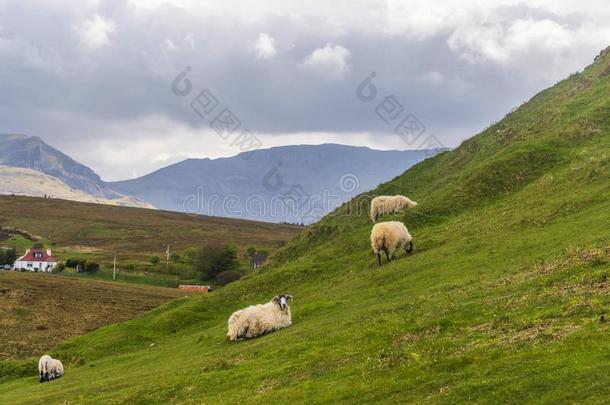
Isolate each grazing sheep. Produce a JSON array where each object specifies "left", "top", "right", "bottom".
[
  {"left": 48, "top": 359, "right": 64, "bottom": 380},
  {"left": 227, "top": 295, "right": 293, "bottom": 341},
  {"left": 38, "top": 355, "right": 52, "bottom": 383},
  {"left": 370, "top": 195, "right": 418, "bottom": 222},
  {"left": 370, "top": 221, "right": 414, "bottom": 266}
]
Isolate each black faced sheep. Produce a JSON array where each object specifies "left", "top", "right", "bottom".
[
  {"left": 38, "top": 355, "right": 63, "bottom": 382},
  {"left": 227, "top": 295, "right": 293, "bottom": 341}
]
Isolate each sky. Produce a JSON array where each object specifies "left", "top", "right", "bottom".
[{"left": 1, "top": 0, "right": 610, "bottom": 181}]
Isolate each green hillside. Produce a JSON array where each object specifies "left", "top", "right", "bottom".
[{"left": 1, "top": 48, "right": 610, "bottom": 403}]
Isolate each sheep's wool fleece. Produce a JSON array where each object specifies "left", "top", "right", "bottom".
[
  {"left": 370, "top": 195, "right": 417, "bottom": 221},
  {"left": 370, "top": 221, "right": 412, "bottom": 253},
  {"left": 227, "top": 301, "right": 292, "bottom": 341}
]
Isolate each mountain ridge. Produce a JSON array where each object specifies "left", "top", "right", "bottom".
[{"left": 109, "top": 143, "right": 441, "bottom": 223}]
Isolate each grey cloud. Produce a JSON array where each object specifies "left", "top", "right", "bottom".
[{"left": 0, "top": 0, "right": 608, "bottom": 179}]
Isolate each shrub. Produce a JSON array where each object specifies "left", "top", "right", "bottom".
[
  {"left": 84, "top": 261, "right": 100, "bottom": 272},
  {"left": 53, "top": 263, "right": 66, "bottom": 273},
  {"left": 150, "top": 256, "right": 161, "bottom": 265},
  {"left": 215, "top": 270, "right": 241, "bottom": 286},
  {"left": 196, "top": 244, "right": 239, "bottom": 280},
  {"left": 66, "top": 258, "right": 79, "bottom": 268}
]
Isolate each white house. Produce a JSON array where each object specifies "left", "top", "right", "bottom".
[{"left": 13, "top": 248, "right": 58, "bottom": 272}]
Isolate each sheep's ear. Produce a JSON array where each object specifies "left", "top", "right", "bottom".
[{"left": 286, "top": 295, "right": 293, "bottom": 301}]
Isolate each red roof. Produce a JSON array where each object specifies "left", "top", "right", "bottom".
[{"left": 17, "top": 249, "right": 58, "bottom": 263}]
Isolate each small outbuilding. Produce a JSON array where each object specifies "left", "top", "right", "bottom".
[
  {"left": 250, "top": 253, "right": 268, "bottom": 269},
  {"left": 178, "top": 285, "right": 210, "bottom": 293}
]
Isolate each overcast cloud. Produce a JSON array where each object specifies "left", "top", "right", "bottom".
[{"left": 1, "top": 0, "right": 610, "bottom": 180}]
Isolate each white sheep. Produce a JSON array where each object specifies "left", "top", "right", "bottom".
[
  {"left": 48, "top": 359, "right": 64, "bottom": 380},
  {"left": 37, "top": 355, "right": 63, "bottom": 382},
  {"left": 370, "top": 195, "right": 418, "bottom": 222},
  {"left": 370, "top": 221, "right": 414, "bottom": 266},
  {"left": 227, "top": 295, "right": 293, "bottom": 341},
  {"left": 38, "top": 355, "right": 52, "bottom": 383}
]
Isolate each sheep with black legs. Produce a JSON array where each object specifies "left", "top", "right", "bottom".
[
  {"left": 370, "top": 221, "right": 414, "bottom": 266},
  {"left": 227, "top": 295, "right": 292, "bottom": 341},
  {"left": 38, "top": 355, "right": 63, "bottom": 382},
  {"left": 38, "top": 355, "right": 52, "bottom": 382},
  {"left": 48, "top": 358, "right": 64, "bottom": 380},
  {"left": 370, "top": 195, "right": 418, "bottom": 222}
]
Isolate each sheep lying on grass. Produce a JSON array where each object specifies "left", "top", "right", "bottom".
[
  {"left": 38, "top": 355, "right": 63, "bottom": 382},
  {"left": 370, "top": 195, "right": 418, "bottom": 222},
  {"left": 227, "top": 294, "right": 293, "bottom": 341},
  {"left": 370, "top": 221, "right": 414, "bottom": 266}
]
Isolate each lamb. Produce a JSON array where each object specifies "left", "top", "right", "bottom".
[
  {"left": 38, "top": 355, "right": 52, "bottom": 383},
  {"left": 370, "top": 221, "right": 414, "bottom": 266},
  {"left": 370, "top": 195, "right": 418, "bottom": 222},
  {"left": 37, "top": 355, "right": 63, "bottom": 382},
  {"left": 227, "top": 294, "right": 293, "bottom": 341}
]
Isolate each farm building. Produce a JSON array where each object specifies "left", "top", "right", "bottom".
[
  {"left": 178, "top": 285, "right": 210, "bottom": 293},
  {"left": 250, "top": 253, "right": 268, "bottom": 269},
  {"left": 13, "top": 248, "right": 58, "bottom": 272}
]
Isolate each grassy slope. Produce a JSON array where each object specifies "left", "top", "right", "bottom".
[
  {"left": 0, "top": 272, "right": 183, "bottom": 362},
  {"left": 1, "top": 50, "right": 610, "bottom": 403},
  {"left": 0, "top": 195, "right": 301, "bottom": 262}
]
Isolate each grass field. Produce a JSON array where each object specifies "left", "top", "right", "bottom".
[
  {"left": 1, "top": 50, "right": 610, "bottom": 403},
  {"left": 0, "top": 272, "right": 184, "bottom": 364}
]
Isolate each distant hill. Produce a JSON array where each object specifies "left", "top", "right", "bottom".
[
  {"left": 0, "top": 166, "right": 153, "bottom": 208},
  {"left": 109, "top": 144, "right": 439, "bottom": 223},
  {"left": 0, "top": 134, "right": 112, "bottom": 197},
  {"left": 0, "top": 134, "right": 151, "bottom": 208},
  {"left": 0, "top": 195, "right": 302, "bottom": 263}
]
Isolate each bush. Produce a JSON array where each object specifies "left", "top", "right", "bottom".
[
  {"left": 66, "top": 258, "right": 79, "bottom": 268},
  {"left": 150, "top": 256, "right": 161, "bottom": 265},
  {"left": 215, "top": 270, "right": 241, "bottom": 286},
  {"left": 196, "top": 244, "right": 238, "bottom": 280},
  {"left": 53, "top": 263, "right": 66, "bottom": 273},
  {"left": 246, "top": 245, "right": 257, "bottom": 258},
  {"left": 84, "top": 261, "right": 100, "bottom": 272}
]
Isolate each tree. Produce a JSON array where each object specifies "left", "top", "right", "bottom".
[
  {"left": 215, "top": 270, "right": 241, "bottom": 286},
  {"left": 0, "top": 248, "right": 16, "bottom": 265},
  {"left": 170, "top": 253, "right": 180, "bottom": 263},
  {"left": 6, "top": 248, "right": 16, "bottom": 263},
  {"left": 66, "top": 258, "right": 79, "bottom": 268},
  {"left": 84, "top": 261, "right": 100, "bottom": 272},
  {"left": 246, "top": 245, "right": 257, "bottom": 259},
  {"left": 84, "top": 262, "right": 100, "bottom": 273},
  {"left": 150, "top": 256, "right": 160, "bottom": 265},
  {"left": 195, "top": 244, "right": 239, "bottom": 280},
  {"left": 183, "top": 247, "right": 198, "bottom": 264}
]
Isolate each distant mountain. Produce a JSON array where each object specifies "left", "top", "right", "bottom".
[
  {"left": 0, "top": 166, "right": 154, "bottom": 208},
  {"left": 109, "top": 144, "right": 441, "bottom": 223},
  {"left": 0, "top": 134, "right": 152, "bottom": 208}
]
